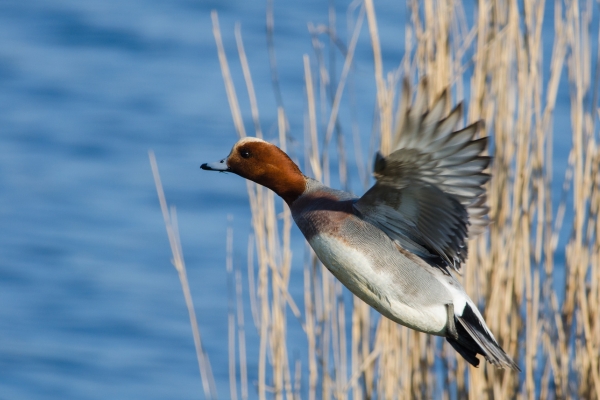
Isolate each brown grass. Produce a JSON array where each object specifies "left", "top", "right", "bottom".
[{"left": 156, "top": 1, "right": 599, "bottom": 398}]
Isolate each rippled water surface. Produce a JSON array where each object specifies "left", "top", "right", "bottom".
[{"left": 0, "top": 0, "right": 578, "bottom": 398}]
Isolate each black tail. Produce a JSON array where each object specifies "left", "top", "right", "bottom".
[{"left": 446, "top": 304, "right": 520, "bottom": 371}]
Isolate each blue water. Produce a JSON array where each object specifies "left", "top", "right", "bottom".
[{"left": 0, "top": 0, "right": 587, "bottom": 398}]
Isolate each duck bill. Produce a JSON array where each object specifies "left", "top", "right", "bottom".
[{"left": 200, "top": 159, "right": 230, "bottom": 171}]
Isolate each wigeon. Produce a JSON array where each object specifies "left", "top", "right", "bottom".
[{"left": 201, "top": 80, "right": 519, "bottom": 370}]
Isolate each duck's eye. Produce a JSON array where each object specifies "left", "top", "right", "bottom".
[{"left": 240, "top": 150, "right": 250, "bottom": 159}]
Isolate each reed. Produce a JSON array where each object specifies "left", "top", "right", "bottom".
[
  {"left": 199, "top": 1, "right": 599, "bottom": 398},
  {"left": 150, "top": 152, "right": 218, "bottom": 400}
]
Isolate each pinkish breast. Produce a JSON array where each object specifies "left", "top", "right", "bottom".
[{"left": 291, "top": 192, "right": 356, "bottom": 241}]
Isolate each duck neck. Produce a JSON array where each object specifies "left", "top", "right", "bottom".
[{"left": 261, "top": 170, "right": 306, "bottom": 206}]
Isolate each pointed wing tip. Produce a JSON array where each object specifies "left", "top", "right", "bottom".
[
  {"left": 476, "top": 119, "right": 485, "bottom": 131},
  {"left": 438, "top": 87, "right": 449, "bottom": 103},
  {"left": 373, "top": 151, "right": 386, "bottom": 174},
  {"left": 451, "top": 262, "right": 463, "bottom": 274}
]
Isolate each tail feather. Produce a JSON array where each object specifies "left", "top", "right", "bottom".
[{"left": 446, "top": 303, "right": 520, "bottom": 371}]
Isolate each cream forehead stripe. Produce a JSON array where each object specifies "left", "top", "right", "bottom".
[{"left": 233, "top": 137, "right": 267, "bottom": 149}]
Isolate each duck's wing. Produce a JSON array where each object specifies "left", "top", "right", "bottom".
[{"left": 353, "top": 79, "right": 490, "bottom": 272}]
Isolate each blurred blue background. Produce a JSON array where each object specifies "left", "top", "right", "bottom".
[{"left": 0, "top": 0, "right": 581, "bottom": 399}]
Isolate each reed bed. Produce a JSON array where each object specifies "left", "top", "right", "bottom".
[{"left": 157, "top": 0, "right": 599, "bottom": 398}]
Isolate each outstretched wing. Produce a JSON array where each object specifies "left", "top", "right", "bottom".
[{"left": 354, "top": 78, "right": 490, "bottom": 272}]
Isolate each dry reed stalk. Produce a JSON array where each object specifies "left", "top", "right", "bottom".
[
  {"left": 235, "top": 23, "right": 263, "bottom": 140},
  {"left": 563, "top": 1, "right": 600, "bottom": 397},
  {"left": 227, "top": 216, "right": 239, "bottom": 400},
  {"left": 236, "top": 267, "right": 249, "bottom": 400},
  {"left": 149, "top": 152, "right": 217, "bottom": 400},
  {"left": 212, "top": 11, "right": 246, "bottom": 140},
  {"left": 321, "top": 6, "right": 365, "bottom": 164}
]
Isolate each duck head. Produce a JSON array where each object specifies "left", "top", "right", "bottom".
[{"left": 201, "top": 137, "right": 306, "bottom": 205}]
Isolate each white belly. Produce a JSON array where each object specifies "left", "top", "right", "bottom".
[{"left": 308, "top": 233, "right": 447, "bottom": 334}]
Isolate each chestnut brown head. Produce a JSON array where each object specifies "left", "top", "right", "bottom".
[{"left": 201, "top": 138, "right": 306, "bottom": 205}]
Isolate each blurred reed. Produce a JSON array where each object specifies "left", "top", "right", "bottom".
[
  {"left": 149, "top": 151, "right": 218, "bottom": 400},
  {"left": 189, "top": 1, "right": 599, "bottom": 398}
]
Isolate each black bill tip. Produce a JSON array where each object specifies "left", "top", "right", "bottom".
[{"left": 200, "top": 160, "right": 230, "bottom": 171}]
